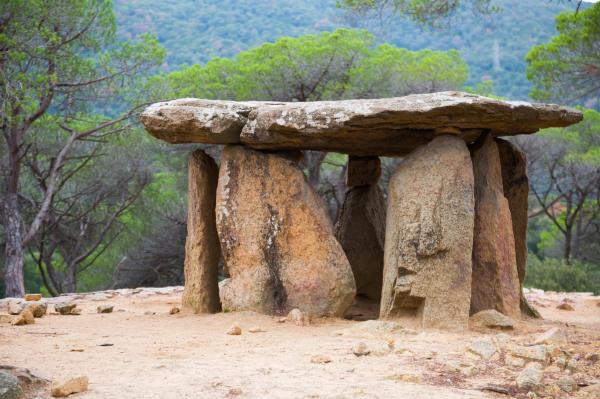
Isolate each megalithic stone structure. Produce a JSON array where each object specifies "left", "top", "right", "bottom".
[
  {"left": 335, "top": 156, "right": 386, "bottom": 301},
  {"left": 470, "top": 134, "right": 521, "bottom": 320},
  {"left": 380, "top": 135, "right": 475, "bottom": 330},
  {"left": 181, "top": 150, "right": 222, "bottom": 313},
  {"left": 140, "top": 91, "right": 582, "bottom": 325}
]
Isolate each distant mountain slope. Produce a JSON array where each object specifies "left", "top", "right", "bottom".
[{"left": 114, "top": 0, "right": 576, "bottom": 100}]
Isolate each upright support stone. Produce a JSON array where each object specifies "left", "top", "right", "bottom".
[
  {"left": 496, "top": 138, "right": 540, "bottom": 318},
  {"left": 380, "top": 135, "right": 475, "bottom": 330},
  {"left": 470, "top": 134, "right": 521, "bottom": 319},
  {"left": 335, "top": 156, "right": 386, "bottom": 300},
  {"left": 216, "top": 145, "right": 356, "bottom": 316},
  {"left": 181, "top": 150, "right": 222, "bottom": 313}
]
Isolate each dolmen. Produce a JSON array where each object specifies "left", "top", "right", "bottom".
[{"left": 140, "top": 91, "right": 582, "bottom": 330}]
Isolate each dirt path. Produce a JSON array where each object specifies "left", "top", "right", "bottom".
[{"left": 1, "top": 287, "right": 599, "bottom": 398}]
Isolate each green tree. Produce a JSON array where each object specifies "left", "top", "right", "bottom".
[
  {"left": 0, "top": 0, "right": 163, "bottom": 296},
  {"left": 526, "top": 3, "right": 600, "bottom": 105}
]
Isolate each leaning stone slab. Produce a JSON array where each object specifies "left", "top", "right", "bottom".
[
  {"left": 140, "top": 92, "right": 582, "bottom": 156},
  {"left": 380, "top": 135, "right": 475, "bottom": 330},
  {"left": 215, "top": 145, "right": 356, "bottom": 316},
  {"left": 181, "top": 150, "right": 221, "bottom": 314},
  {"left": 470, "top": 134, "right": 521, "bottom": 320}
]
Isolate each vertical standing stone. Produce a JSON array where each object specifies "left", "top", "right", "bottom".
[
  {"left": 335, "top": 156, "right": 386, "bottom": 300},
  {"left": 496, "top": 138, "right": 540, "bottom": 318},
  {"left": 216, "top": 145, "right": 356, "bottom": 316},
  {"left": 181, "top": 150, "right": 222, "bottom": 313},
  {"left": 470, "top": 135, "right": 521, "bottom": 319},
  {"left": 381, "top": 135, "right": 475, "bottom": 330}
]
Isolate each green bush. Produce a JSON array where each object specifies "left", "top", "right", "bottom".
[{"left": 525, "top": 254, "right": 600, "bottom": 294}]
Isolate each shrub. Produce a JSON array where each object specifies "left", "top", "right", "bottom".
[{"left": 525, "top": 254, "right": 600, "bottom": 294}]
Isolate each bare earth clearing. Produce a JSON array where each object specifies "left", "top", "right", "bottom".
[{"left": 1, "top": 287, "right": 599, "bottom": 398}]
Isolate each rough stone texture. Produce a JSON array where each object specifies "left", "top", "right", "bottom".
[
  {"left": 516, "top": 363, "right": 543, "bottom": 391},
  {"left": 215, "top": 145, "right": 355, "bottom": 316},
  {"left": 51, "top": 376, "right": 88, "bottom": 397},
  {"left": 0, "top": 371, "right": 22, "bottom": 399},
  {"left": 345, "top": 156, "right": 381, "bottom": 187},
  {"left": 24, "top": 294, "right": 41, "bottom": 301},
  {"left": 181, "top": 150, "right": 222, "bottom": 314},
  {"left": 24, "top": 301, "right": 47, "bottom": 318},
  {"left": 470, "top": 134, "right": 521, "bottom": 320},
  {"left": 470, "top": 309, "right": 515, "bottom": 329},
  {"left": 335, "top": 159, "right": 386, "bottom": 300},
  {"left": 140, "top": 92, "right": 583, "bottom": 156},
  {"left": 496, "top": 138, "right": 539, "bottom": 318},
  {"left": 380, "top": 135, "right": 475, "bottom": 330}
]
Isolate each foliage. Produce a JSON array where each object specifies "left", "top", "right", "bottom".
[
  {"left": 525, "top": 254, "right": 600, "bottom": 294},
  {"left": 114, "top": 0, "right": 576, "bottom": 100},
  {"left": 526, "top": 3, "right": 600, "bottom": 105}
]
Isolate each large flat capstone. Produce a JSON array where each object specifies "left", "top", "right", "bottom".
[{"left": 140, "top": 92, "right": 582, "bottom": 156}]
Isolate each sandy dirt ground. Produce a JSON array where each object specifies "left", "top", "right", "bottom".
[{"left": 1, "top": 287, "right": 599, "bottom": 399}]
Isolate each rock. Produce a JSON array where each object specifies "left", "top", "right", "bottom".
[
  {"left": 335, "top": 320, "right": 404, "bottom": 338},
  {"left": 557, "top": 376, "right": 577, "bottom": 392},
  {"left": 69, "top": 308, "right": 82, "bottom": 315},
  {"left": 310, "top": 355, "right": 332, "bottom": 364},
  {"left": 96, "top": 305, "right": 114, "bottom": 314},
  {"left": 510, "top": 345, "right": 549, "bottom": 365},
  {"left": 352, "top": 342, "right": 370, "bottom": 357},
  {"left": 216, "top": 146, "right": 355, "bottom": 316},
  {"left": 470, "top": 309, "right": 515, "bottom": 329},
  {"left": 226, "top": 324, "right": 242, "bottom": 336},
  {"left": 516, "top": 363, "right": 543, "bottom": 391},
  {"left": 533, "top": 327, "right": 568, "bottom": 346},
  {"left": 24, "top": 301, "right": 47, "bottom": 318},
  {"left": 506, "top": 355, "right": 526, "bottom": 368},
  {"left": 445, "top": 360, "right": 478, "bottom": 377},
  {"left": 467, "top": 337, "right": 497, "bottom": 360},
  {"left": 470, "top": 134, "right": 521, "bottom": 319},
  {"left": 7, "top": 300, "right": 24, "bottom": 315},
  {"left": 585, "top": 353, "right": 599, "bottom": 363},
  {"left": 566, "top": 358, "right": 578, "bottom": 372},
  {"left": 24, "top": 294, "right": 42, "bottom": 301},
  {"left": 345, "top": 156, "right": 381, "bottom": 187},
  {"left": 54, "top": 303, "right": 77, "bottom": 315},
  {"left": 286, "top": 309, "right": 310, "bottom": 326},
  {"left": 181, "top": 150, "right": 222, "bottom": 314},
  {"left": 168, "top": 307, "right": 180, "bottom": 315},
  {"left": 577, "top": 384, "right": 600, "bottom": 398},
  {"left": 335, "top": 174, "right": 386, "bottom": 300},
  {"left": 380, "top": 135, "right": 475, "bottom": 330},
  {"left": 248, "top": 326, "right": 264, "bottom": 333},
  {"left": 11, "top": 309, "right": 34, "bottom": 326},
  {"left": 50, "top": 376, "right": 89, "bottom": 397},
  {"left": 0, "top": 371, "right": 22, "bottom": 399},
  {"left": 557, "top": 302, "right": 574, "bottom": 311}
]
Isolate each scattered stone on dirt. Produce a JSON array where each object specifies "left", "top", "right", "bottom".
[
  {"left": 50, "top": 376, "right": 89, "bottom": 397},
  {"left": 470, "top": 309, "right": 515, "bottom": 329},
  {"left": 55, "top": 303, "right": 77, "bottom": 315},
  {"left": 467, "top": 337, "right": 497, "bottom": 360},
  {"left": 310, "top": 355, "right": 332, "bottom": 364},
  {"left": 169, "top": 307, "right": 180, "bottom": 315},
  {"left": 577, "top": 384, "right": 600, "bottom": 398},
  {"left": 445, "top": 360, "right": 479, "bottom": 377},
  {"left": 352, "top": 342, "right": 370, "bottom": 357},
  {"left": 25, "top": 301, "right": 47, "bottom": 318},
  {"left": 70, "top": 308, "right": 82, "bottom": 315},
  {"left": 248, "top": 326, "right": 264, "bottom": 333},
  {"left": 557, "top": 302, "right": 574, "bottom": 311},
  {"left": 510, "top": 345, "right": 549, "bottom": 365},
  {"left": 334, "top": 319, "right": 403, "bottom": 338},
  {"left": 533, "top": 327, "right": 568, "bottom": 346},
  {"left": 97, "top": 305, "right": 114, "bottom": 314},
  {"left": 227, "top": 387, "right": 242, "bottom": 396},
  {"left": 505, "top": 355, "right": 526, "bottom": 368},
  {"left": 585, "top": 353, "right": 599, "bottom": 363},
  {"left": 516, "top": 363, "right": 543, "bottom": 391},
  {"left": 287, "top": 308, "right": 310, "bottom": 326},
  {"left": 479, "top": 384, "right": 510, "bottom": 395},
  {"left": 11, "top": 309, "right": 34, "bottom": 326},
  {"left": 557, "top": 375, "right": 577, "bottom": 393},
  {"left": 0, "top": 370, "right": 23, "bottom": 399},
  {"left": 24, "top": 294, "right": 42, "bottom": 301},
  {"left": 7, "top": 300, "right": 24, "bottom": 315},
  {"left": 226, "top": 324, "right": 242, "bottom": 336}
]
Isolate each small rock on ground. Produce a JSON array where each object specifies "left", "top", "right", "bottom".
[
  {"left": 287, "top": 308, "right": 309, "bottom": 326},
  {"left": 226, "top": 324, "right": 242, "bottom": 335},
  {"left": 54, "top": 303, "right": 77, "bottom": 315},
  {"left": 310, "top": 355, "right": 332, "bottom": 364},
  {"left": 557, "top": 376, "right": 577, "bottom": 393},
  {"left": 25, "top": 301, "right": 47, "bottom": 318},
  {"left": 11, "top": 309, "right": 35, "bottom": 326},
  {"left": 248, "top": 326, "right": 264, "bottom": 333},
  {"left": 97, "top": 305, "right": 114, "bottom": 314},
  {"left": 169, "top": 307, "right": 180, "bottom": 315},
  {"left": 352, "top": 342, "right": 370, "bottom": 357},
  {"left": 51, "top": 376, "right": 89, "bottom": 397},
  {"left": 470, "top": 309, "right": 514, "bottom": 329},
  {"left": 24, "top": 294, "right": 42, "bottom": 301},
  {"left": 556, "top": 302, "right": 574, "bottom": 311},
  {"left": 533, "top": 327, "right": 568, "bottom": 346},
  {"left": 516, "top": 363, "right": 543, "bottom": 391},
  {"left": 467, "top": 337, "right": 497, "bottom": 360}
]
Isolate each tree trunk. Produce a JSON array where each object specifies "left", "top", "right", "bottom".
[
  {"left": 564, "top": 227, "right": 572, "bottom": 264},
  {"left": 304, "top": 151, "right": 327, "bottom": 188},
  {"left": 65, "top": 263, "right": 77, "bottom": 293},
  {"left": 3, "top": 192, "right": 25, "bottom": 297}
]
